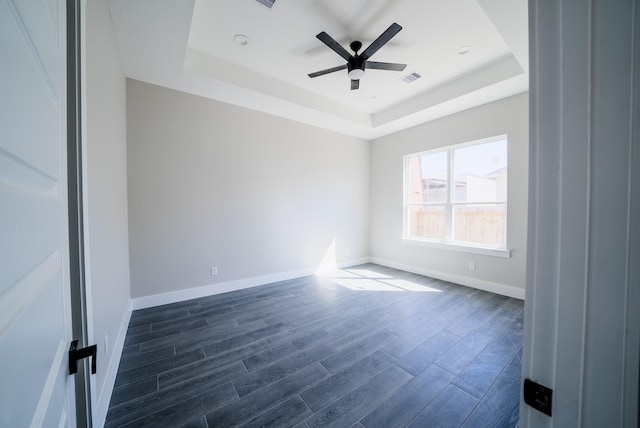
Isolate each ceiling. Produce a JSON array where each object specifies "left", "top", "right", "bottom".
[{"left": 107, "top": 0, "right": 528, "bottom": 139}]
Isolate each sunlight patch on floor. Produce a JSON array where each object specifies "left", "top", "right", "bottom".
[
  {"left": 343, "top": 268, "right": 394, "bottom": 279},
  {"left": 379, "top": 279, "right": 442, "bottom": 292},
  {"left": 318, "top": 267, "right": 443, "bottom": 293},
  {"left": 329, "top": 278, "right": 405, "bottom": 292}
]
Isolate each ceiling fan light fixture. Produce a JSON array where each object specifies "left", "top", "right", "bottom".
[{"left": 348, "top": 68, "right": 365, "bottom": 80}]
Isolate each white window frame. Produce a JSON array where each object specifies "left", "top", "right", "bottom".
[{"left": 402, "top": 135, "right": 510, "bottom": 258}]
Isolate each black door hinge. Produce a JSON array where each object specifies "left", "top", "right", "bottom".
[
  {"left": 68, "top": 340, "right": 97, "bottom": 375},
  {"left": 524, "top": 378, "right": 553, "bottom": 416}
]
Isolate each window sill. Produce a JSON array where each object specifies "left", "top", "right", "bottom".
[{"left": 402, "top": 237, "right": 511, "bottom": 258}]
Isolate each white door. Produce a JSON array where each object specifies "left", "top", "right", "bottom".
[
  {"left": 523, "top": 0, "right": 639, "bottom": 426},
  {"left": 0, "top": 0, "right": 77, "bottom": 426}
]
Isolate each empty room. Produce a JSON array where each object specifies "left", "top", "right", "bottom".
[{"left": 2, "top": 0, "right": 637, "bottom": 427}]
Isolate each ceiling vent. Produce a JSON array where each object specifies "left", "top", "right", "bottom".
[
  {"left": 401, "top": 72, "right": 422, "bottom": 83},
  {"left": 256, "top": 0, "right": 276, "bottom": 8}
]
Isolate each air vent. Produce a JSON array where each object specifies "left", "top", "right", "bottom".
[
  {"left": 256, "top": 0, "right": 275, "bottom": 8},
  {"left": 401, "top": 72, "right": 422, "bottom": 83}
]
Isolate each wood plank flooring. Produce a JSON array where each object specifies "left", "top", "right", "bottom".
[{"left": 105, "top": 264, "right": 523, "bottom": 428}]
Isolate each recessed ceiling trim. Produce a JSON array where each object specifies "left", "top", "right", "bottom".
[
  {"left": 184, "top": 49, "right": 372, "bottom": 127},
  {"left": 374, "top": 54, "right": 525, "bottom": 127}
]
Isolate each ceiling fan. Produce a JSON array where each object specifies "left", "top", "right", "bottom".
[{"left": 308, "top": 23, "right": 407, "bottom": 90}]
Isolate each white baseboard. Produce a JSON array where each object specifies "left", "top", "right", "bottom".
[
  {"left": 93, "top": 300, "right": 133, "bottom": 428},
  {"left": 370, "top": 257, "right": 525, "bottom": 300},
  {"left": 131, "top": 257, "right": 371, "bottom": 310}
]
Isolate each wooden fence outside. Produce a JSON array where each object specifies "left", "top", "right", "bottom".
[{"left": 409, "top": 206, "right": 505, "bottom": 246}]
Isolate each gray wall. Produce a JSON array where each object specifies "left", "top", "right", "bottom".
[
  {"left": 84, "top": 0, "right": 131, "bottom": 420},
  {"left": 370, "top": 93, "right": 529, "bottom": 294},
  {"left": 126, "top": 79, "right": 370, "bottom": 298}
]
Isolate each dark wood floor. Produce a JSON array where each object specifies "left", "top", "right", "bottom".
[{"left": 105, "top": 264, "right": 523, "bottom": 428}]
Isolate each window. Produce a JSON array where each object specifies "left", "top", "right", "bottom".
[{"left": 404, "top": 135, "right": 508, "bottom": 253}]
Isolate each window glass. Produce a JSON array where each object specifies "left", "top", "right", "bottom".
[
  {"left": 411, "top": 151, "right": 448, "bottom": 203},
  {"left": 453, "top": 204, "right": 506, "bottom": 246},
  {"left": 404, "top": 136, "right": 508, "bottom": 250},
  {"left": 408, "top": 205, "right": 446, "bottom": 240},
  {"left": 453, "top": 140, "right": 507, "bottom": 203}
]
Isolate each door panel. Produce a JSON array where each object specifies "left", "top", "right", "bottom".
[
  {"left": 0, "top": 0, "right": 75, "bottom": 426},
  {"left": 524, "top": 1, "right": 640, "bottom": 426}
]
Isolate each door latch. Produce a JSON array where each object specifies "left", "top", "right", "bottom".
[{"left": 68, "top": 340, "right": 97, "bottom": 375}]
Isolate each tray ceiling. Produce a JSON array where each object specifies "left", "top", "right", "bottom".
[{"left": 108, "top": 0, "right": 528, "bottom": 139}]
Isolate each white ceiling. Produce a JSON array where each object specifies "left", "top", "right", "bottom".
[{"left": 107, "top": 0, "right": 528, "bottom": 139}]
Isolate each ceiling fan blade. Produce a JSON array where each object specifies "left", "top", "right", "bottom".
[
  {"left": 308, "top": 64, "right": 348, "bottom": 78},
  {"left": 365, "top": 61, "right": 407, "bottom": 71},
  {"left": 316, "top": 31, "right": 353, "bottom": 61},
  {"left": 360, "top": 22, "right": 402, "bottom": 60},
  {"left": 351, "top": 79, "right": 360, "bottom": 90}
]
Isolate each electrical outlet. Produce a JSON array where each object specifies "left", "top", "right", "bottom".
[
  {"left": 211, "top": 267, "right": 218, "bottom": 276},
  {"left": 104, "top": 334, "right": 109, "bottom": 356},
  {"left": 468, "top": 262, "right": 476, "bottom": 271}
]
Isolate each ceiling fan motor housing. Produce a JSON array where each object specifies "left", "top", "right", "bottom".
[
  {"left": 348, "top": 56, "right": 366, "bottom": 76},
  {"left": 348, "top": 41, "right": 365, "bottom": 79}
]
